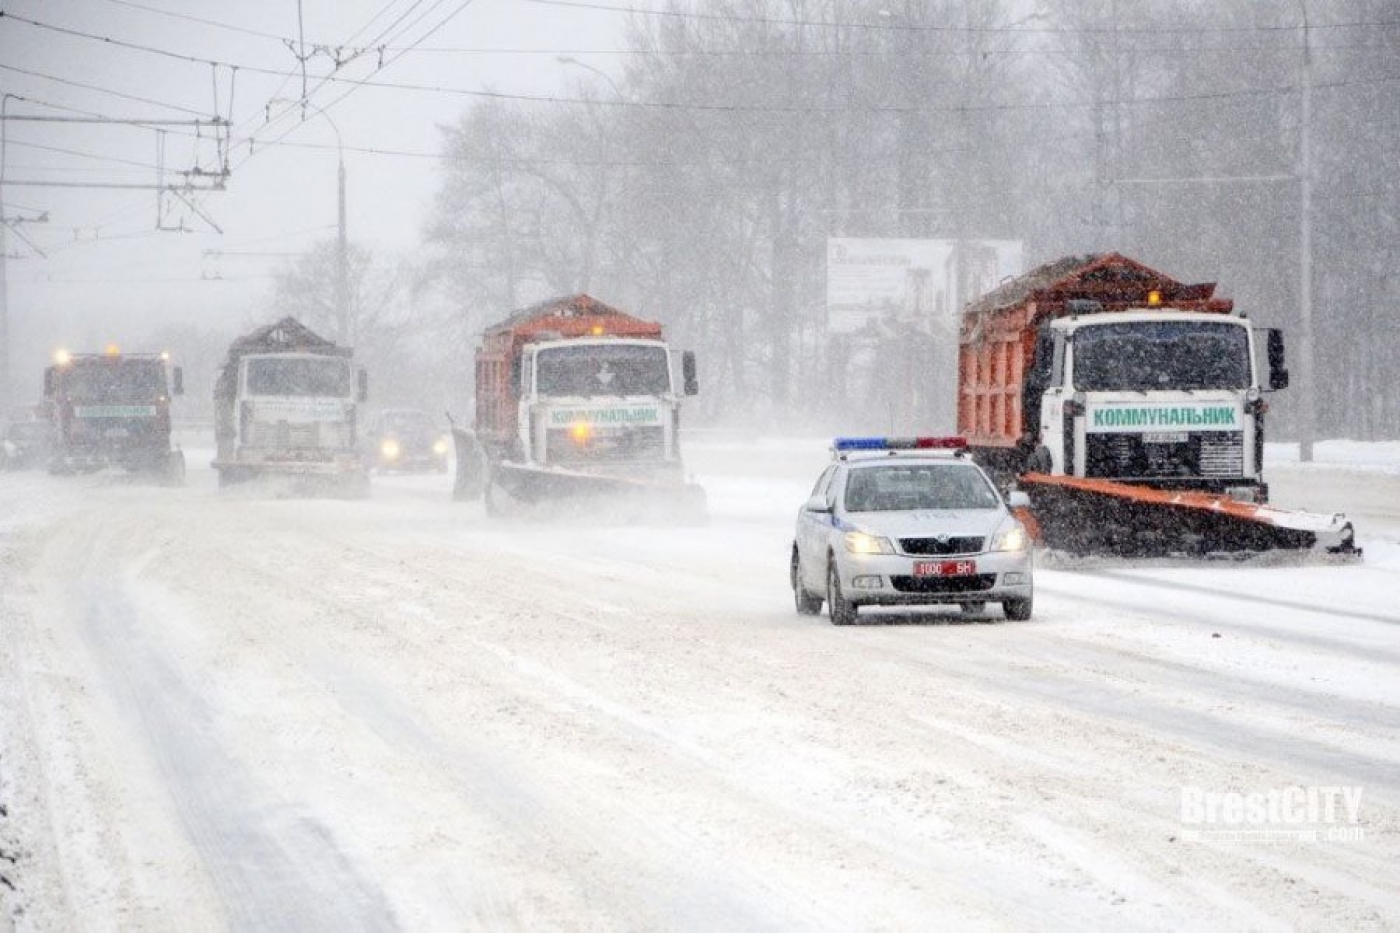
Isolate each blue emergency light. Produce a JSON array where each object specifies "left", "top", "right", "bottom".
[{"left": 832, "top": 436, "right": 968, "bottom": 452}]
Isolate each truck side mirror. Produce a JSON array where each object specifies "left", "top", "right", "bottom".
[
  {"left": 1267, "top": 329, "right": 1289, "bottom": 391},
  {"left": 682, "top": 351, "right": 699, "bottom": 396},
  {"left": 43, "top": 368, "right": 54, "bottom": 398},
  {"left": 172, "top": 367, "right": 185, "bottom": 396},
  {"left": 358, "top": 369, "right": 369, "bottom": 402}
]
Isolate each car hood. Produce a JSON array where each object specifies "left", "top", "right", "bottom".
[{"left": 842, "top": 508, "right": 1009, "bottom": 540}]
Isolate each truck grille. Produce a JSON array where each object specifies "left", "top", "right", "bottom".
[
  {"left": 249, "top": 421, "right": 348, "bottom": 449},
  {"left": 890, "top": 574, "right": 997, "bottom": 594},
  {"left": 899, "top": 536, "right": 984, "bottom": 556},
  {"left": 1086, "top": 432, "right": 1245, "bottom": 480},
  {"left": 546, "top": 426, "right": 666, "bottom": 464}
]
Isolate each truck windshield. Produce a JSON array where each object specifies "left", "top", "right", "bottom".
[
  {"left": 844, "top": 465, "right": 1001, "bottom": 512},
  {"left": 536, "top": 344, "right": 671, "bottom": 397},
  {"left": 245, "top": 358, "right": 352, "bottom": 397},
  {"left": 1073, "top": 321, "right": 1251, "bottom": 391},
  {"left": 60, "top": 360, "right": 166, "bottom": 400}
]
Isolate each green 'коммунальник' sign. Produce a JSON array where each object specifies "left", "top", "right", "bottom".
[{"left": 1088, "top": 405, "right": 1238, "bottom": 431}]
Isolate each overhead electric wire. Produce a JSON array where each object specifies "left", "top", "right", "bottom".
[
  {"left": 391, "top": 41, "right": 1400, "bottom": 55},
  {"left": 8, "top": 11, "right": 1395, "bottom": 121},
  {"left": 0, "top": 62, "right": 218, "bottom": 119},
  {"left": 100, "top": 0, "right": 292, "bottom": 42},
  {"left": 3, "top": 138, "right": 159, "bottom": 170},
  {"left": 230, "top": 0, "right": 479, "bottom": 172},
  {"left": 521, "top": 0, "right": 1400, "bottom": 35}
]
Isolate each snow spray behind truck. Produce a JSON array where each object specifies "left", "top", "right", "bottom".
[
  {"left": 461, "top": 294, "right": 705, "bottom": 519},
  {"left": 957, "top": 253, "right": 1356, "bottom": 555},
  {"left": 43, "top": 347, "right": 185, "bottom": 483},
  {"left": 213, "top": 317, "right": 370, "bottom": 496}
]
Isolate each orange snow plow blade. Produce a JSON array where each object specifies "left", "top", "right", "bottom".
[{"left": 1018, "top": 473, "right": 1359, "bottom": 557}]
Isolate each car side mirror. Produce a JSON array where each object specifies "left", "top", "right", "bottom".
[
  {"left": 172, "top": 366, "right": 185, "bottom": 396},
  {"left": 682, "top": 351, "right": 699, "bottom": 396},
  {"left": 1266, "top": 329, "right": 1289, "bottom": 391},
  {"left": 357, "top": 369, "right": 369, "bottom": 403},
  {"left": 1007, "top": 490, "right": 1031, "bottom": 509},
  {"left": 804, "top": 494, "right": 832, "bottom": 513}
]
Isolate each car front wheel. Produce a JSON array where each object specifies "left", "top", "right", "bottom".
[
  {"left": 827, "top": 559, "right": 857, "bottom": 626},
  {"left": 792, "top": 547, "right": 823, "bottom": 616},
  {"left": 1003, "top": 594, "right": 1033, "bottom": 621}
]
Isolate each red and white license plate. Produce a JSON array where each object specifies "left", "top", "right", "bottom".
[{"left": 913, "top": 559, "right": 977, "bottom": 577}]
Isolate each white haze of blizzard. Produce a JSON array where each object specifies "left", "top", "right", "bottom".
[{"left": 1, "top": 438, "right": 1398, "bottom": 929}]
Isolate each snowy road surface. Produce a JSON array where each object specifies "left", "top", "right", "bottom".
[{"left": 2, "top": 439, "right": 1399, "bottom": 930}]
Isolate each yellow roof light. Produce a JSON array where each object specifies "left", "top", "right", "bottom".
[
  {"left": 589, "top": 324, "right": 604, "bottom": 336},
  {"left": 1146, "top": 289, "right": 1162, "bottom": 306},
  {"left": 160, "top": 351, "right": 171, "bottom": 361},
  {"left": 105, "top": 343, "right": 121, "bottom": 356},
  {"left": 569, "top": 421, "right": 593, "bottom": 444},
  {"left": 54, "top": 348, "right": 72, "bottom": 366}
]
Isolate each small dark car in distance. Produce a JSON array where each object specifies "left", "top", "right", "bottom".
[
  {"left": 362, "top": 408, "right": 450, "bottom": 473},
  {"left": 1, "top": 407, "right": 52, "bottom": 471}
]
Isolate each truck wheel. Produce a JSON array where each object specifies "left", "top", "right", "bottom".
[
  {"left": 164, "top": 451, "right": 186, "bottom": 487},
  {"left": 1003, "top": 595, "right": 1034, "bottom": 621},
  {"left": 1027, "top": 446, "right": 1053, "bottom": 475},
  {"left": 827, "top": 559, "right": 857, "bottom": 626},
  {"left": 484, "top": 477, "right": 511, "bottom": 517},
  {"left": 791, "top": 548, "right": 823, "bottom": 616}
]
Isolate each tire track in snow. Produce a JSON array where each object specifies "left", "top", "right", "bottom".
[{"left": 75, "top": 579, "right": 400, "bottom": 932}]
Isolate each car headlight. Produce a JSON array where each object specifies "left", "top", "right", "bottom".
[
  {"left": 380, "top": 438, "right": 401, "bottom": 460},
  {"left": 432, "top": 437, "right": 449, "bottom": 456},
  {"left": 990, "top": 522, "right": 1029, "bottom": 552},
  {"left": 844, "top": 531, "right": 894, "bottom": 555}
]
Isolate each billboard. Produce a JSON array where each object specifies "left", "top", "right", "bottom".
[{"left": 825, "top": 238, "right": 1023, "bottom": 336}]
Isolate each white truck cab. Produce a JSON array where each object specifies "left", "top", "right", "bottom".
[{"left": 1032, "top": 308, "right": 1288, "bottom": 502}]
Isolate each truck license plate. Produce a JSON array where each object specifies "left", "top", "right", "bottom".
[
  {"left": 914, "top": 559, "right": 977, "bottom": 577},
  {"left": 1143, "top": 432, "right": 1188, "bottom": 444}
]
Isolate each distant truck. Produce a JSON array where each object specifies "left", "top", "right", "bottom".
[
  {"left": 212, "top": 317, "right": 369, "bottom": 495},
  {"left": 42, "top": 347, "right": 185, "bottom": 482},
  {"left": 957, "top": 252, "right": 1353, "bottom": 555},
  {"left": 464, "top": 294, "right": 705, "bottom": 518}
]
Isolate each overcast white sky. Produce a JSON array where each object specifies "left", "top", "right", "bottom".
[{"left": 1, "top": 0, "right": 628, "bottom": 392}]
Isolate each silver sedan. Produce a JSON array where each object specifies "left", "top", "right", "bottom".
[{"left": 791, "top": 443, "right": 1034, "bottom": 624}]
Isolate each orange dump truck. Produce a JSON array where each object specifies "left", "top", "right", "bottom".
[
  {"left": 461, "top": 294, "right": 704, "bottom": 519},
  {"left": 957, "top": 253, "right": 1355, "bottom": 555}
]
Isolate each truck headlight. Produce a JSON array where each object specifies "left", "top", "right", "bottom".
[
  {"left": 380, "top": 438, "right": 401, "bottom": 460},
  {"left": 433, "top": 437, "right": 449, "bottom": 456},
  {"left": 991, "top": 523, "right": 1029, "bottom": 552},
  {"left": 844, "top": 531, "right": 894, "bottom": 555}
]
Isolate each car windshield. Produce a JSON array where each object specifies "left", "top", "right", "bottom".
[
  {"left": 245, "top": 357, "right": 353, "bottom": 397},
  {"left": 1073, "top": 321, "right": 1251, "bottom": 391},
  {"left": 380, "top": 411, "right": 434, "bottom": 434},
  {"left": 843, "top": 464, "right": 1001, "bottom": 512},
  {"left": 59, "top": 359, "right": 166, "bottom": 400},
  {"left": 536, "top": 344, "right": 671, "bottom": 397}
]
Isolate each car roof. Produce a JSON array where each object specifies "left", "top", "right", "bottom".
[{"left": 839, "top": 454, "right": 984, "bottom": 471}]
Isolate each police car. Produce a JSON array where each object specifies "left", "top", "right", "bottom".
[{"left": 791, "top": 437, "right": 1034, "bottom": 624}]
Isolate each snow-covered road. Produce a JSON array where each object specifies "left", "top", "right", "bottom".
[{"left": 2, "top": 440, "right": 1398, "bottom": 930}]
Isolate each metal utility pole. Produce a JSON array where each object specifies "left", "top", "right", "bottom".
[
  {"left": 1295, "top": 0, "right": 1317, "bottom": 462},
  {"left": 273, "top": 98, "right": 349, "bottom": 342},
  {"left": 336, "top": 147, "right": 348, "bottom": 344},
  {"left": 1, "top": 206, "right": 8, "bottom": 415}
]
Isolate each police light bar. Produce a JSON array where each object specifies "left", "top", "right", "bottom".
[{"left": 832, "top": 436, "right": 968, "bottom": 452}]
